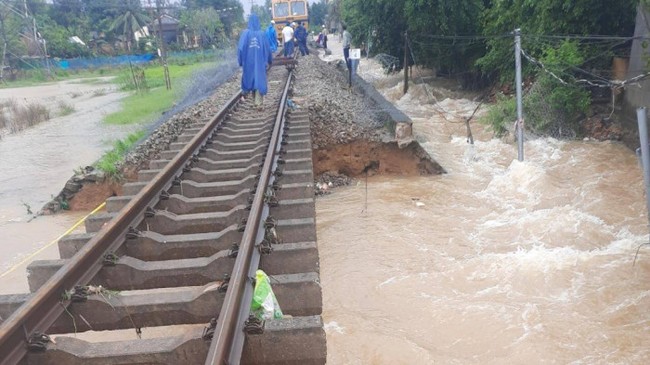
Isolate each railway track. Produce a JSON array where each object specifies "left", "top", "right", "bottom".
[{"left": 0, "top": 62, "right": 325, "bottom": 364}]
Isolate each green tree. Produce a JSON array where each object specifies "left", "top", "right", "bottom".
[
  {"left": 181, "top": 0, "right": 243, "bottom": 38},
  {"left": 39, "top": 17, "right": 91, "bottom": 58},
  {"left": 478, "top": 0, "right": 638, "bottom": 79},
  {"left": 341, "top": 0, "right": 483, "bottom": 73},
  {"left": 341, "top": 0, "right": 406, "bottom": 58},
  {"left": 82, "top": 0, "right": 123, "bottom": 34},
  {"left": 0, "top": 4, "right": 28, "bottom": 72},
  {"left": 49, "top": 0, "right": 88, "bottom": 33},
  {"left": 108, "top": 0, "right": 149, "bottom": 52},
  {"left": 309, "top": 0, "right": 327, "bottom": 31},
  {"left": 180, "top": 7, "right": 226, "bottom": 48}
]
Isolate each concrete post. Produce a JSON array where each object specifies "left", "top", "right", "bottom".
[
  {"left": 515, "top": 28, "right": 524, "bottom": 161},
  {"left": 637, "top": 107, "right": 650, "bottom": 232}
]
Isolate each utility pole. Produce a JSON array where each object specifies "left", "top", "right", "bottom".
[
  {"left": 155, "top": 0, "right": 171, "bottom": 90},
  {"left": 21, "top": 0, "right": 50, "bottom": 77},
  {"left": 403, "top": 31, "right": 409, "bottom": 95},
  {"left": 637, "top": 108, "right": 650, "bottom": 237},
  {"left": 514, "top": 28, "right": 524, "bottom": 161}
]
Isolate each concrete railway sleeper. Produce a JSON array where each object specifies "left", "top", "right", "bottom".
[{"left": 0, "top": 64, "right": 325, "bottom": 364}]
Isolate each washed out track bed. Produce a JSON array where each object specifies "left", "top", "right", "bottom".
[{"left": 0, "top": 64, "right": 325, "bottom": 364}]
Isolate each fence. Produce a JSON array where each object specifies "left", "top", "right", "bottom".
[{"left": 14, "top": 49, "right": 231, "bottom": 72}]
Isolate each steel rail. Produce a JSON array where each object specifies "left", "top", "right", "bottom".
[
  {"left": 205, "top": 70, "right": 293, "bottom": 364},
  {"left": 0, "top": 91, "right": 243, "bottom": 365}
]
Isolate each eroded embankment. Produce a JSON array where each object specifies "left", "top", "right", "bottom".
[
  {"left": 294, "top": 50, "right": 444, "bottom": 189},
  {"left": 313, "top": 140, "right": 444, "bottom": 177}
]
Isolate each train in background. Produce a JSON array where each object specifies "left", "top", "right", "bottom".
[{"left": 271, "top": 0, "right": 309, "bottom": 44}]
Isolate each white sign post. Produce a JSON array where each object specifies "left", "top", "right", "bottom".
[{"left": 349, "top": 48, "right": 361, "bottom": 87}]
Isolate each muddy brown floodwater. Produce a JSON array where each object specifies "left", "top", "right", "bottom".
[{"left": 317, "top": 52, "right": 650, "bottom": 364}]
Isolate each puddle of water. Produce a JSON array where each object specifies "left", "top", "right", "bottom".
[{"left": 318, "top": 49, "right": 650, "bottom": 363}]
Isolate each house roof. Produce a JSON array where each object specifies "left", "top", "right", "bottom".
[{"left": 157, "top": 14, "right": 179, "bottom": 25}]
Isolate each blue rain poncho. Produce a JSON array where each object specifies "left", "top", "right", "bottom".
[
  {"left": 295, "top": 25, "right": 307, "bottom": 43},
  {"left": 266, "top": 23, "right": 278, "bottom": 53},
  {"left": 238, "top": 14, "right": 273, "bottom": 95}
]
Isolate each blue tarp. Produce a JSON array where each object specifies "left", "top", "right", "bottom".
[{"left": 55, "top": 54, "right": 156, "bottom": 70}]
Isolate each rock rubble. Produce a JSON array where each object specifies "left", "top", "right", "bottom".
[
  {"left": 120, "top": 74, "right": 242, "bottom": 173},
  {"left": 293, "top": 53, "right": 385, "bottom": 149}
]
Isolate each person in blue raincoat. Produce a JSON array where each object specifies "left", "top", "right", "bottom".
[
  {"left": 295, "top": 22, "right": 309, "bottom": 56},
  {"left": 238, "top": 14, "right": 273, "bottom": 107},
  {"left": 266, "top": 20, "right": 278, "bottom": 53}
]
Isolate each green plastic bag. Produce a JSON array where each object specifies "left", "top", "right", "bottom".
[{"left": 251, "top": 269, "right": 283, "bottom": 320}]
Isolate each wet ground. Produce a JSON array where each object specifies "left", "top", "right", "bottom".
[
  {"left": 0, "top": 78, "right": 132, "bottom": 293},
  {"left": 0, "top": 58, "right": 239, "bottom": 294},
  {"left": 318, "top": 47, "right": 650, "bottom": 363}
]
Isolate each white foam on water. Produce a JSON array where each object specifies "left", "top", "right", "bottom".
[{"left": 323, "top": 321, "right": 346, "bottom": 334}]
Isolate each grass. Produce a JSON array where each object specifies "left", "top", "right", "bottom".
[
  {"left": 57, "top": 100, "right": 75, "bottom": 117},
  {"left": 104, "top": 88, "right": 177, "bottom": 125},
  {"left": 97, "top": 61, "right": 215, "bottom": 178},
  {"left": 105, "top": 62, "right": 213, "bottom": 125},
  {"left": 95, "top": 130, "right": 145, "bottom": 178},
  {"left": 114, "top": 62, "right": 212, "bottom": 91}
]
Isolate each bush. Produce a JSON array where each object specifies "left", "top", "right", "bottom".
[
  {"left": 481, "top": 40, "right": 590, "bottom": 139},
  {"left": 482, "top": 93, "right": 515, "bottom": 137},
  {"left": 57, "top": 101, "right": 75, "bottom": 116},
  {"left": 15, "top": 102, "right": 51, "bottom": 129}
]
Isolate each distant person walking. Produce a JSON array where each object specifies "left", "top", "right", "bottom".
[
  {"left": 282, "top": 21, "right": 294, "bottom": 57},
  {"left": 295, "top": 22, "right": 309, "bottom": 56},
  {"left": 238, "top": 14, "right": 273, "bottom": 107},
  {"left": 342, "top": 24, "right": 352, "bottom": 68},
  {"left": 266, "top": 20, "right": 278, "bottom": 53},
  {"left": 322, "top": 25, "right": 328, "bottom": 49}
]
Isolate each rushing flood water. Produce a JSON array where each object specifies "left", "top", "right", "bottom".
[{"left": 318, "top": 56, "right": 650, "bottom": 363}]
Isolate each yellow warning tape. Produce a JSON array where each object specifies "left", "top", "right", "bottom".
[{"left": 0, "top": 202, "right": 106, "bottom": 278}]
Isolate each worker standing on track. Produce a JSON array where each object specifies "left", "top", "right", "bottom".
[
  {"left": 238, "top": 14, "right": 273, "bottom": 108},
  {"left": 282, "top": 21, "right": 295, "bottom": 58},
  {"left": 342, "top": 24, "right": 352, "bottom": 69},
  {"left": 295, "top": 21, "right": 309, "bottom": 56},
  {"left": 266, "top": 20, "right": 278, "bottom": 53}
]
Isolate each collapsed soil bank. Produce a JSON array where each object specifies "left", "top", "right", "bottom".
[
  {"left": 313, "top": 140, "right": 444, "bottom": 177},
  {"left": 295, "top": 50, "right": 444, "bottom": 184}
]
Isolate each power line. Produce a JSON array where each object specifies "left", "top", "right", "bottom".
[
  {"left": 414, "top": 33, "right": 650, "bottom": 42},
  {"left": 521, "top": 46, "right": 650, "bottom": 89}
]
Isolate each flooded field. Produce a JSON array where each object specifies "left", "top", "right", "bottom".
[{"left": 0, "top": 79, "right": 131, "bottom": 293}]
